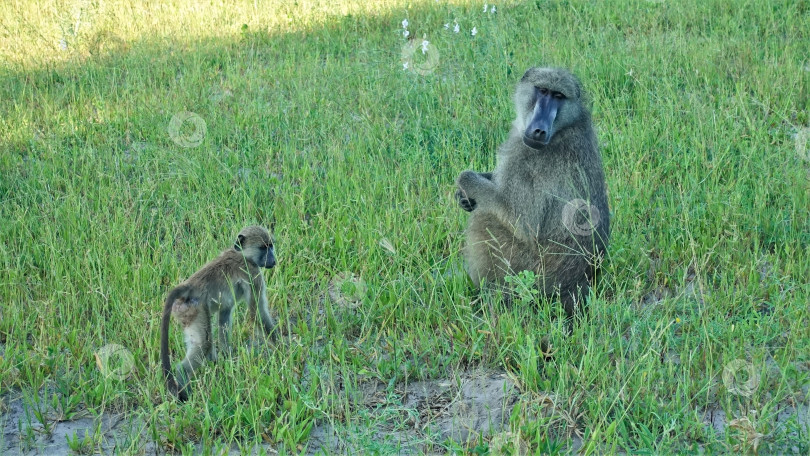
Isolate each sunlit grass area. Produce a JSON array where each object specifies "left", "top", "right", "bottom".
[{"left": 1, "top": 0, "right": 808, "bottom": 454}]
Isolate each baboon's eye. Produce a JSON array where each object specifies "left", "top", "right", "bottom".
[
  {"left": 553, "top": 92, "right": 565, "bottom": 99},
  {"left": 538, "top": 88, "right": 549, "bottom": 95}
]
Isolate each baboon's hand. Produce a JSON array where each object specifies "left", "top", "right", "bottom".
[
  {"left": 456, "top": 187, "right": 476, "bottom": 212},
  {"left": 456, "top": 170, "right": 484, "bottom": 212}
]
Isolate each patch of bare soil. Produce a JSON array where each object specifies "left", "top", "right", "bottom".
[
  {"left": 1, "top": 392, "right": 157, "bottom": 455},
  {"left": 1, "top": 370, "right": 519, "bottom": 455},
  {"left": 306, "top": 369, "right": 520, "bottom": 454}
]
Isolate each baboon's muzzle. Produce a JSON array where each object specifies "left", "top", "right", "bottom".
[
  {"left": 263, "top": 252, "right": 276, "bottom": 269},
  {"left": 523, "top": 91, "right": 559, "bottom": 149}
]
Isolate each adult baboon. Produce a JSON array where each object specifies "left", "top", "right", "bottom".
[
  {"left": 160, "top": 225, "right": 277, "bottom": 401},
  {"left": 455, "top": 67, "right": 609, "bottom": 317}
]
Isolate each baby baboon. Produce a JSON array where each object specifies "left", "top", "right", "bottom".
[
  {"left": 455, "top": 67, "right": 609, "bottom": 317},
  {"left": 160, "top": 225, "right": 277, "bottom": 401}
]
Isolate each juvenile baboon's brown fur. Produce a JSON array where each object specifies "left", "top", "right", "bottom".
[
  {"left": 456, "top": 67, "right": 610, "bottom": 316},
  {"left": 160, "top": 225, "right": 277, "bottom": 401}
]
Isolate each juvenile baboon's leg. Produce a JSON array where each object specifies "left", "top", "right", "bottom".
[
  {"left": 178, "top": 305, "right": 212, "bottom": 383},
  {"left": 218, "top": 306, "right": 233, "bottom": 357}
]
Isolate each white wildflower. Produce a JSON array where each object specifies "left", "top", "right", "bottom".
[
  {"left": 484, "top": 3, "right": 488, "bottom": 12},
  {"left": 491, "top": 5, "right": 496, "bottom": 13},
  {"left": 402, "top": 19, "right": 408, "bottom": 29},
  {"left": 58, "top": 39, "right": 67, "bottom": 51},
  {"left": 421, "top": 39, "right": 429, "bottom": 54},
  {"left": 403, "top": 61, "right": 409, "bottom": 70},
  {"left": 453, "top": 22, "right": 460, "bottom": 33},
  {"left": 471, "top": 26, "right": 477, "bottom": 36},
  {"left": 403, "top": 29, "right": 410, "bottom": 37},
  {"left": 444, "top": 23, "right": 450, "bottom": 29}
]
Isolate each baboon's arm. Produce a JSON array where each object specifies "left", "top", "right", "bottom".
[{"left": 256, "top": 285, "right": 277, "bottom": 337}]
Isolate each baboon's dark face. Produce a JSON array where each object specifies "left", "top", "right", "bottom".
[
  {"left": 523, "top": 87, "right": 564, "bottom": 148},
  {"left": 252, "top": 240, "right": 276, "bottom": 269},
  {"left": 234, "top": 226, "right": 277, "bottom": 269},
  {"left": 514, "top": 67, "right": 584, "bottom": 150}
]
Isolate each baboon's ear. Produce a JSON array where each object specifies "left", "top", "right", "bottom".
[{"left": 234, "top": 234, "right": 245, "bottom": 251}]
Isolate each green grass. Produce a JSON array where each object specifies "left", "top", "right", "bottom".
[{"left": 1, "top": 0, "right": 808, "bottom": 454}]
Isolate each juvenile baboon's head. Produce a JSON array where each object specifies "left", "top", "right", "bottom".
[
  {"left": 234, "top": 225, "right": 276, "bottom": 268},
  {"left": 513, "top": 67, "right": 586, "bottom": 149}
]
